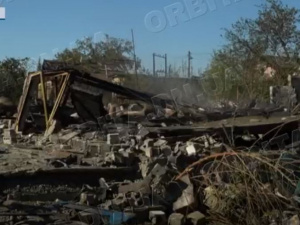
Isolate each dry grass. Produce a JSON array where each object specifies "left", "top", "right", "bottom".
[{"left": 177, "top": 151, "right": 300, "bottom": 225}]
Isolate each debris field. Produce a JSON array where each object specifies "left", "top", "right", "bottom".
[{"left": 1, "top": 61, "right": 300, "bottom": 225}]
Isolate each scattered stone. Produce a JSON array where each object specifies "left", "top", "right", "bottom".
[
  {"left": 107, "top": 133, "right": 120, "bottom": 145},
  {"left": 186, "top": 211, "right": 206, "bottom": 225},
  {"left": 149, "top": 210, "right": 166, "bottom": 225},
  {"left": 3, "top": 129, "right": 16, "bottom": 145},
  {"left": 168, "top": 213, "right": 184, "bottom": 225}
]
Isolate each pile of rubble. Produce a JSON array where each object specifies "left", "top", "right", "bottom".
[
  {"left": 1, "top": 61, "right": 300, "bottom": 224},
  {"left": 0, "top": 116, "right": 300, "bottom": 225}
]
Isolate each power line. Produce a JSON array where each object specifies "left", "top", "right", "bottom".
[
  {"left": 188, "top": 51, "right": 193, "bottom": 78},
  {"left": 153, "top": 53, "right": 168, "bottom": 77},
  {"left": 192, "top": 52, "right": 212, "bottom": 55},
  {"left": 131, "top": 29, "right": 139, "bottom": 88}
]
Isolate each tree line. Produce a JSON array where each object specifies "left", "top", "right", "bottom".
[
  {"left": 0, "top": 0, "right": 299, "bottom": 103},
  {"left": 203, "top": 0, "right": 300, "bottom": 101}
]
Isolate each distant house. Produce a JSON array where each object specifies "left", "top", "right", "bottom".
[
  {"left": 261, "top": 55, "right": 300, "bottom": 79},
  {"left": 264, "top": 66, "right": 276, "bottom": 79}
]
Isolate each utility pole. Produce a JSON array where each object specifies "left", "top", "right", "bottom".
[
  {"left": 131, "top": 29, "right": 139, "bottom": 88},
  {"left": 188, "top": 51, "right": 192, "bottom": 78},
  {"left": 165, "top": 54, "right": 168, "bottom": 77},
  {"left": 153, "top": 53, "right": 156, "bottom": 77},
  {"left": 153, "top": 53, "right": 167, "bottom": 77}
]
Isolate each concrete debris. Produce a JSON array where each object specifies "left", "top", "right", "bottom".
[
  {"left": 168, "top": 213, "right": 185, "bottom": 225},
  {"left": 107, "top": 133, "right": 120, "bottom": 145},
  {"left": 186, "top": 211, "right": 206, "bottom": 225},
  {"left": 3, "top": 129, "right": 16, "bottom": 145},
  {"left": 186, "top": 142, "right": 196, "bottom": 156},
  {"left": 1, "top": 62, "right": 300, "bottom": 224},
  {"left": 173, "top": 175, "right": 195, "bottom": 211},
  {"left": 149, "top": 210, "right": 166, "bottom": 225},
  {"left": 59, "top": 130, "right": 81, "bottom": 144}
]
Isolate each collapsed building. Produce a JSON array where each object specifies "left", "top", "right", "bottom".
[{"left": 1, "top": 61, "right": 300, "bottom": 224}]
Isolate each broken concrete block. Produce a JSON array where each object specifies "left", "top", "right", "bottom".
[
  {"left": 174, "top": 142, "right": 183, "bottom": 154},
  {"left": 139, "top": 158, "right": 150, "bottom": 178},
  {"left": 168, "top": 213, "right": 184, "bottom": 225},
  {"left": 161, "top": 122, "right": 167, "bottom": 127},
  {"left": 98, "top": 178, "right": 109, "bottom": 201},
  {"left": 186, "top": 143, "right": 196, "bottom": 156},
  {"left": 154, "top": 139, "right": 167, "bottom": 147},
  {"left": 85, "top": 141, "right": 109, "bottom": 158},
  {"left": 173, "top": 175, "right": 195, "bottom": 211},
  {"left": 149, "top": 163, "right": 167, "bottom": 178},
  {"left": 59, "top": 144, "right": 72, "bottom": 150},
  {"left": 3, "top": 129, "right": 16, "bottom": 145},
  {"left": 129, "top": 138, "right": 137, "bottom": 147},
  {"left": 140, "top": 139, "right": 155, "bottom": 158},
  {"left": 26, "top": 216, "right": 45, "bottom": 223},
  {"left": 112, "top": 194, "right": 127, "bottom": 207},
  {"left": 71, "top": 138, "right": 87, "bottom": 152},
  {"left": 107, "top": 133, "right": 120, "bottom": 145},
  {"left": 210, "top": 143, "right": 223, "bottom": 153},
  {"left": 104, "top": 152, "right": 114, "bottom": 164},
  {"left": 105, "top": 149, "right": 135, "bottom": 166},
  {"left": 49, "top": 134, "right": 59, "bottom": 144},
  {"left": 186, "top": 211, "right": 206, "bottom": 225},
  {"left": 161, "top": 145, "right": 172, "bottom": 156},
  {"left": 118, "top": 149, "right": 135, "bottom": 166},
  {"left": 3, "top": 200, "right": 18, "bottom": 206},
  {"left": 140, "top": 139, "right": 154, "bottom": 150},
  {"left": 99, "top": 142, "right": 111, "bottom": 156},
  {"left": 83, "top": 131, "right": 97, "bottom": 140},
  {"left": 59, "top": 131, "right": 80, "bottom": 144},
  {"left": 144, "top": 147, "right": 153, "bottom": 158},
  {"left": 78, "top": 211, "right": 97, "bottom": 225},
  {"left": 118, "top": 179, "right": 151, "bottom": 194},
  {"left": 149, "top": 210, "right": 166, "bottom": 225},
  {"left": 137, "top": 126, "right": 150, "bottom": 139},
  {"left": 86, "top": 142, "right": 100, "bottom": 157},
  {"left": 79, "top": 192, "right": 87, "bottom": 205}
]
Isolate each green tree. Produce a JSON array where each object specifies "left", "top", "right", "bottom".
[
  {"left": 55, "top": 35, "right": 140, "bottom": 73},
  {"left": 0, "top": 57, "right": 29, "bottom": 103},
  {"left": 205, "top": 0, "right": 300, "bottom": 100}
]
